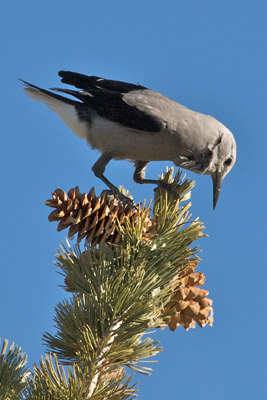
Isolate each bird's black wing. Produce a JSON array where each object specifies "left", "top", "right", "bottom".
[
  {"left": 53, "top": 85, "right": 166, "bottom": 132},
  {"left": 58, "top": 70, "right": 147, "bottom": 93}
]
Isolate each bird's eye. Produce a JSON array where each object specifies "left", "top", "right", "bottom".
[{"left": 224, "top": 158, "right": 232, "bottom": 166}]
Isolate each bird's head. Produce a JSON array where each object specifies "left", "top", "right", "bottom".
[
  {"left": 174, "top": 123, "right": 236, "bottom": 209},
  {"left": 209, "top": 128, "right": 236, "bottom": 209}
]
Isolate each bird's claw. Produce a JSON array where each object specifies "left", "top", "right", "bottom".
[
  {"left": 156, "top": 180, "right": 180, "bottom": 199},
  {"left": 102, "top": 188, "right": 135, "bottom": 207}
]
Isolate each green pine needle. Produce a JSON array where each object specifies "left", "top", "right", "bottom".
[
  {"left": 0, "top": 339, "right": 30, "bottom": 400},
  {"left": 3, "top": 168, "right": 207, "bottom": 399}
]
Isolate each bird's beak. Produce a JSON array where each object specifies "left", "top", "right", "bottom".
[{"left": 212, "top": 171, "right": 223, "bottom": 210}]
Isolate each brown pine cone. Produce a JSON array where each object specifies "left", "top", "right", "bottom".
[
  {"left": 164, "top": 261, "right": 213, "bottom": 331},
  {"left": 46, "top": 187, "right": 152, "bottom": 246}
]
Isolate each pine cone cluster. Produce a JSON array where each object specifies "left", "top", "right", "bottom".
[
  {"left": 164, "top": 261, "right": 213, "bottom": 330},
  {"left": 46, "top": 187, "right": 152, "bottom": 246}
]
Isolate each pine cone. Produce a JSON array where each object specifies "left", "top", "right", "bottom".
[
  {"left": 46, "top": 187, "right": 152, "bottom": 246},
  {"left": 164, "top": 261, "right": 213, "bottom": 330}
]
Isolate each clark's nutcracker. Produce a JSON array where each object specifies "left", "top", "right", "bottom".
[{"left": 21, "top": 71, "right": 236, "bottom": 209}]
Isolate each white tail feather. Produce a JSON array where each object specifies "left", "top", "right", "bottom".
[{"left": 23, "top": 87, "right": 89, "bottom": 139}]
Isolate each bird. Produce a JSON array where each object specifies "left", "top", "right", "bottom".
[{"left": 21, "top": 71, "right": 236, "bottom": 209}]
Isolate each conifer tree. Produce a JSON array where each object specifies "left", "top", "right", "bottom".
[{"left": 0, "top": 169, "right": 213, "bottom": 399}]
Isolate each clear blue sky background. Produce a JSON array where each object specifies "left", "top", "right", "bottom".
[{"left": 1, "top": 1, "right": 266, "bottom": 398}]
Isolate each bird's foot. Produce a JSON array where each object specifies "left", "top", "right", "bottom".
[
  {"left": 102, "top": 187, "right": 135, "bottom": 207},
  {"left": 156, "top": 180, "right": 180, "bottom": 199}
]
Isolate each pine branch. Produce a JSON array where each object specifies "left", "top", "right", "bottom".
[
  {"left": 39, "top": 168, "right": 208, "bottom": 398},
  {"left": 25, "top": 353, "right": 136, "bottom": 399},
  {"left": 2, "top": 168, "right": 212, "bottom": 399},
  {"left": 0, "top": 339, "right": 30, "bottom": 400}
]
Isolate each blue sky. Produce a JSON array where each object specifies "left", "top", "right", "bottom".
[{"left": 1, "top": 1, "right": 266, "bottom": 398}]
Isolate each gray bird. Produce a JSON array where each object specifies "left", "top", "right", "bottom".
[{"left": 21, "top": 71, "right": 236, "bottom": 209}]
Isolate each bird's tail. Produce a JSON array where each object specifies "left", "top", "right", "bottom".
[
  {"left": 20, "top": 80, "right": 89, "bottom": 140},
  {"left": 20, "top": 79, "right": 77, "bottom": 107}
]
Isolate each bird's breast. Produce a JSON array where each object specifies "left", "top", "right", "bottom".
[{"left": 86, "top": 116, "right": 180, "bottom": 161}]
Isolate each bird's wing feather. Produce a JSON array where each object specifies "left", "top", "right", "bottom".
[
  {"left": 53, "top": 86, "right": 166, "bottom": 132},
  {"left": 58, "top": 70, "right": 147, "bottom": 93}
]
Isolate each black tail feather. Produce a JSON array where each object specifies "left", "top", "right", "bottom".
[{"left": 20, "top": 79, "right": 78, "bottom": 106}]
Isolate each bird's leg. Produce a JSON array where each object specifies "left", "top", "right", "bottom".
[
  {"left": 92, "top": 153, "right": 117, "bottom": 191},
  {"left": 134, "top": 160, "right": 169, "bottom": 186},
  {"left": 133, "top": 161, "right": 158, "bottom": 185},
  {"left": 133, "top": 161, "right": 179, "bottom": 197},
  {"left": 92, "top": 154, "right": 134, "bottom": 205}
]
